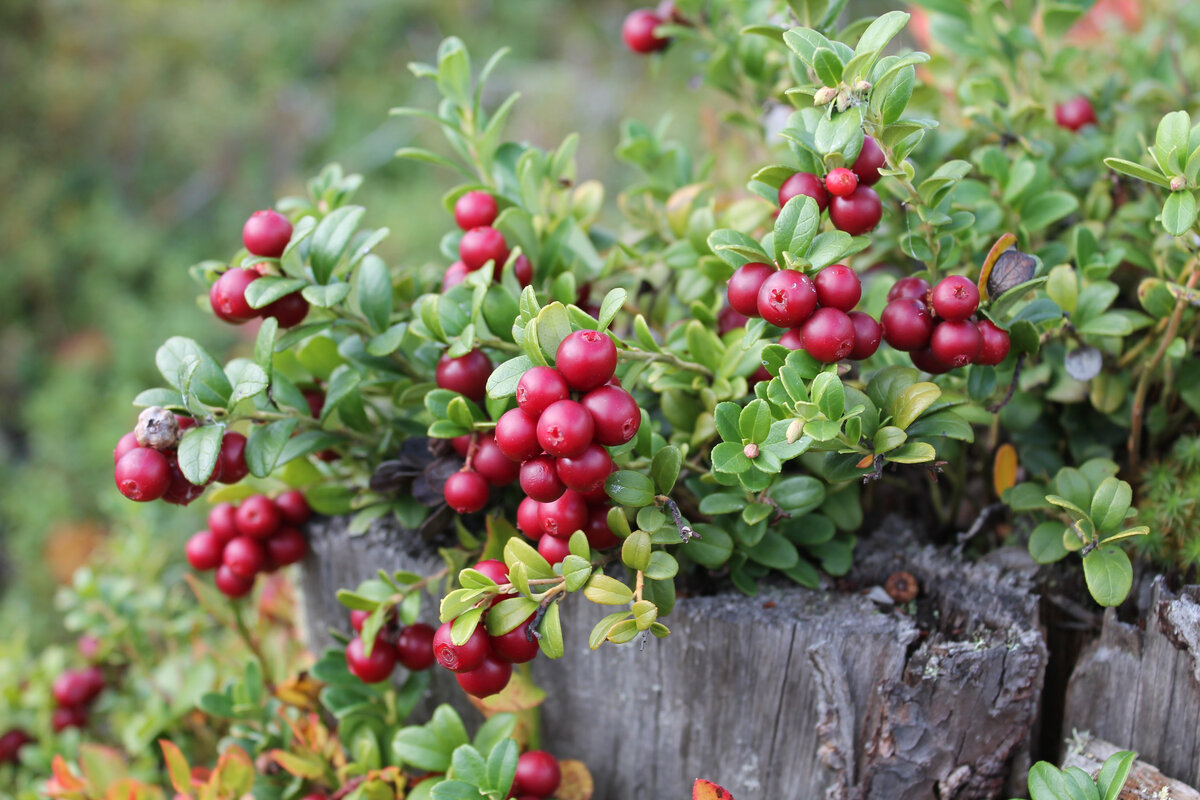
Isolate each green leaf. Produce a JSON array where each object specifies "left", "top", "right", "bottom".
[
  {"left": 228, "top": 361, "right": 269, "bottom": 405},
  {"left": 645, "top": 551, "right": 679, "bottom": 581},
  {"left": 133, "top": 388, "right": 184, "bottom": 409},
  {"left": 471, "top": 713, "right": 517, "bottom": 757},
  {"left": 853, "top": 10, "right": 910, "bottom": 58},
  {"left": 1097, "top": 750, "right": 1137, "bottom": 800},
  {"left": 309, "top": 206, "right": 366, "bottom": 283},
  {"left": 588, "top": 611, "right": 632, "bottom": 650},
  {"left": 392, "top": 726, "right": 452, "bottom": 773},
  {"left": 873, "top": 425, "right": 907, "bottom": 453},
  {"left": 486, "top": 355, "right": 534, "bottom": 400},
  {"left": 177, "top": 424, "right": 225, "bottom": 485},
  {"left": 503, "top": 538, "right": 554, "bottom": 579},
  {"left": 714, "top": 401, "right": 742, "bottom": 442},
  {"left": 302, "top": 282, "right": 352, "bottom": 308},
  {"left": 650, "top": 446, "right": 682, "bottom": 494},
  {"left": 605, "top": 471, "right": 656, "bottom": 507},
  {"left": 707, "top": 229, "right": 771, "bottom": 268},
  {"left": 1021, "top": 191, "right": 1078, "bottom": 233},
  {"left": 1090, "top": 477, "right": 1133, "bottom": 534},
  {"left": 245, "top": 419, "right": 298, "bottom": 478},
  {"left": 1028, "top": 521, "right": 1069, "bottom": 564},
  {"left": 485, "top": 598, "right": 538, "bottom": 636},
  {"left": 744, "top": 531, "right": 799, "bottom": 569},
  {"left": 1161, "top": 190, "right": 1197, "bottom": 236},
  {"left": 621, "top": 531, "right": 651, "bottom": 572},
  {"left": 539, "top": 600, "right": 564, "bottom": 659},
  {"left": 1083, "top": 547, "right": 1134, "bottom": 607},
  {"left": 890, "top": 382, "right": 941, "bottom": 429},
  {"left": 739, "top": 399, "right": 773, "bottom": 443},
  {"left": 885, "top": 441, "right": 936, "bottom": 463},
  {"left": 685, "top": 524, "right": 734, "bottom": 568},
  {"left": 597, "top": 288, "right": 626, "bottom": 331},
  {"left": 450, "top": 745, "right": 489, "bottom": 789},
  {"left": 1104, "top": 157, "right": 1171, "bottom": 188},
  {"left": 711, "top": 441, "right": 751, "bottom": 474},
  {"left": 1154, "top": 110, "right": 1191, "bottom": 176},
  {"left": 535, "top": 302, "right": 573, "bottom": 363},
  {"left": 1027, "top": 762, "right": 1068, "bottom": 800},
  {"left": 244, "top": 277, "right": 308, "bottom": 309},
  {"left": 156, "top": 337, "right": 232, "bottom": 407},
  {"left": 355, "top": 255, "right": 393, "bottom": 332},
  {"left": 771, "top": 476, "right": 825, "bottom": 515},
  {"left": 431, "top": 780, "right": 485, "bottom": 800},
  {"left": 584, "top": 574, "right": 634, "bottom": 605},
  {"left": 436, "top": 36, "right": 472, "bottom": 107},
  {"left": 485, "top": 738, "right": 519, "bottom": 797},
  {"left": 774, "top": 195, "right": 821, "bottom": 264}
]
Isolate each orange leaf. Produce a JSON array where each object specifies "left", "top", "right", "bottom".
[
  {"left": 993, "top": 443, "right": 1018, "bottom": 498},
  {"left": 274, "top": 673, "right": 324, "bottom": 712},
  {"left": 977, "top": 233, "right": 1017, "bottom": 301},
  {"left": 555, "top": 760, "right": 594, "bottom": 800},
  {"left": 50, "top": 755, "right": 86, "bottom": 792},
  {"left": 160, "top": 740, "right": 194, "bottom": 796},
  {"left": 693, "top": 779, "right": 735, "bottom": 800}
]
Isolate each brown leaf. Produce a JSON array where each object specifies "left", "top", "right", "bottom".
[{"left": 555, "top": 760, "right": 594, "bottom": 800}]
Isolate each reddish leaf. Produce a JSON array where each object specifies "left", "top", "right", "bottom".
[{"left": 694, "top": 778, "right": 735, "bottom": 800}]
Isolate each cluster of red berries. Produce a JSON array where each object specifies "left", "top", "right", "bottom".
[
  {"left": 0, "top": 729, "right": 33, "bottom": 764},
  {"left": 442, "top": 191, "right": 532, "bottom": 292},
  {"left": 622, "top": 3, "right": 677, "bottom": 54},
  {"left": 343, "top": 611, "right": 436, "bottom": 684},
  {"left": 113, "top": 408, "right": 246, "bottom": 506},
  {"left": 184, "top": 491, "right": 311, "bottom": 598},
  {"left": 880, "top": 275, "right": 1011, "bottom": 372},
  {"left": 50, "top": 666, "right": 105, "bottom": 733},
  {"left": 777, "top": 136, "right": 887, "bottom": 235},
  {"left": 210, "top": 209, "right": 309, "bottom": 328}
]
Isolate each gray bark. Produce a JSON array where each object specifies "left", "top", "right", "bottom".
[{"left": 1060, "top": 735, "right": 1200, "bottom": 799}]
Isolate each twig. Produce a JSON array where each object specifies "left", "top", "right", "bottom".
[
  {"left": 231, "top": 601, "right": 276, "bottom": 692},
  {"left": 622, "top": 347, "right": 714, "bottom": 379},
  {"left": 987, "top": 354, "right": 1026, "bottom": 413},
  {"left": 952, "top": 502, "right": 1006, "bottom": 556},
  {"left": 657, "top": 495, "right": 698, "bottom": 541}
]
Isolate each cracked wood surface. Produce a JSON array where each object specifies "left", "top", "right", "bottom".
[{"left": 1061, "top": 735, "right": 1200, "bottom": 799}]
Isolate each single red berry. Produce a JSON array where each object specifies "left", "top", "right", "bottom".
[
  {"left": 274, "top": 490, "right": 311, "bottom": 525},
  {"left": 459, "top": 226, "right": 508, "bottom": 271},
  {"left": 454, "top": 191, "right": 499, "bottom": 231},
  {"left": 215, "top": 432, "right": 249, "bottom": 484},
  {"left": 266, "top": 527, "right": 307, "bottom": 566},
  {"left": 537, "top": 489, "right": 588, "bottom": 539},
  {"left": 472, "top": 434, "right": 520, "bottom": 486},
  {"left": 114, "top": 447, "right": 171, "bottom": 502},
  {"left": 555, "top": 443, "right": 613, "bottom": 493},
  {"left": 436, "top": 349, "right": 492, "bottom": 404},
  {"left": 186, "top": 530, "right": 224, "bottom": 571},
  {"left": 779, "top": 327, "right": 804, "bottom": 350},
  {"left": 976, "top": 320, "right": 1011, "bottom": 365},
  {"left": 555, "top": 330, "right": 618, "bottom": 392},
  {"left": 887, "top": 275, "right": 931, "bottom": 303},
  {"left": 881, "top": 298, "right": 934, "bottom": 351},
  {"left": 512, "top": 254, "right": 534, "bottom": 288},
  {"left": 584, "top": 505, "right": 621, "bottom": 549},
  {"left": 537, "top": 532, "right": 572, "bottom": 564},
  {"left": 726, "top": 262, "right": 775, "bottom": 317},
  {"left": 909, "top": 346, "right": 953, "bottom": 375},
  {"left": 52, "top": 671, "right": 93, "bottom": 708},
  {"left": 825, "top": 167, "right": 859, "bottom": 198},
  {"left": 350, "top": 610, "right": 370, "bottom": 633},
  {"left": 520, "top": 455, "right": 565, "bottom": 503},
  {"left": 847, "top": 311, "right": 883, "bottom": 360},
  {"left": 536, "top": 400, "right": 595, "bottom": 458},
  {"left": 208, "top": 503, "right": 240, "bottom": 544},
  {"left": 113, "top": 431, "right": 139, "bottom": 464},
  {"left": 215, "top": 565, "right": 254, "bottom": 597},
  {"left": 346, "top": 636, "right": 397, "bottom": 684},
  {"left": 718, "top": 304, "right": 749, "bottom": 335},
  {"left": 52, "top": 706, "right": 87, "bottom": 733},
  {"left": 242, "top": 209, "right": 293, "bottom": 258},
  {"left": 929, "top": 319, "right": 982, "bottom": 367},
  {"left": 777, "top": 172, "right": 829, "bottom": 212},
  {"left": 516, "top": 366, "right": 570, "bottom": 417},
  {"left": 433, "top": 621, "right": 491, "bottom": 673},
  {"left": 223, "top": 536, "right": 266, "bottom": 579},
  {"left": 444, "top": 471, "right": 490, "bottom": 514},
  {"left": 161, "top": 455, "right": 204, "bottom": 506},
  {"left": 456, "top": 654, "right": 513, "bottom": 697},
  {"left": 514, "top": 750, "right": 562, "bottom": 798},
  {"left": 622, "top": 9, "right": 669, "bottom": 53},
  {"left": 443, "top": 261, "right": 469, "bottom": 291},
  {"left": 814, "top": 264, "right": 862, "bottom": 311},
  {"left": 851, "top": 136, "right": 887, "bottom": 186},
  {"left": 757, "top": 269, "right": 818, "bottom": 328},
  {"left": 829, "top": 186, "right": 883, "bottom": 235},
  {"left": 931, "top": 275, "right": 980, "bottom": 321},
  {"left": 495, "top": 408, "right": 542, "bottom": 462},
  {"left": 236, "top": 495, "right": 281, "bottom": 539},
  {"left": 78, "top": 667, "right": 105, "bottom": 704},
  {"left": 210, "top": 268, "right": 260, "bottom": 323},
  {"left": 261, "top": 292, "right": 309, "bottom": 328},
  {"left": 749, "top": 365, "right": 772, "bottom": 386},
  {"left": 395, "top": 623, "right": 436, "bottom": 671},
  {"left": 0, "top": 730, "right": 32, "bottom": 764},
  {"left": 1055, "top": 96, "right": 1097, "bottom": 132},
  {"left": 472, "top": 558, "right": 509, "bottom": 586},
  {"left": 304, "top": 390, "right": 325, "bottom": 418},
  {"left": 451, "top": 435, "right": 472, "bottom": 457},
  {"left": 516, "top": 497, "right": 544, "bottom": 540},
  {"left": 579, "top": 466, "right": 614, "bottom": 503},
  {"left": 490, "top": 614, "right": 541, "bottom": 664},
  {"left": 801, "top": 307, "right": 856, "bottom": 363},
  {"left": 580, "top": 385, "right": 641, "bottom": 446}
]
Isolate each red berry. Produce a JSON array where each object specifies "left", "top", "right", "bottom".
[
  {"left": 350, "top": 610, "right": 370, "bottom": 633},
  {"left": 114, "top": 447, "right": 171, "bottom": 502},
  {"left": 495, "top": 409, "right": 542, "bottom": 462},
  {"left": 242, "top": 209, "right": 293, "bottom": 258},
  {"left": 0, "top": 730, "right": 32, "bottom": 764},
  {"left": 909, "top": 346, "right": 953, "bottom": 375},
  {"left": 824, "top": 167, "right": 859, "bottom": 198},
  {"left": 459, "top": 227, "right": 508, "bottom": 271},
  {"left": 436, "top": 349, "right": 493, "bottom": 404},
  {"left": 490, "top": 615, "right": 541, "bottom": 664},
  {"left": 304, "top": 390, "right": 325, "bottom": 418},
  {"left": 451, "top": 435, "right": 472, "bottom": 457},
  {"left": 929, "top": 319, "right": 982, "bottom": 367},
  {"left": 51, "top": 706, "right": 87, "bottom": 733},
  {"left": 261, "top": 292, "right": 309, "bottom": 328},
  {"left": 473, "top": 434, "right": 520, "bottom": 486},
  {"left": 779, "top": 327, "right": 804, "bottom": 350},
  {"left": 444, "top": 471, "right": 490, "bottom": 514},
  {"left": 847, "top": 311, "right": 883, "bottom": 360},
  {"left": 726, "top": 262, "right": 774, "bottom": 317},
  {"left": 537, "top": 532, "right": 572, "bottom": 564},
  {"left": 395, "top": 623, "right": 436, "bottom": 671},
  {"left": 433, "top": 621, "right": 490, "bottom": 673},
  {"left": 215, "top": 565, "right": 254, "bottom": 597},
  {"left": 851, "top": 136, "right": 887, "bottom": 186},
  {"left": 517, "top": 497, "right": 544, "bottom": 540},
  {"left": 113, "top": 431, "right": 139, "bottom": 464},
  {"left": 757, "top": 269, "right": 818, "bottom": 328},
  {"left": 976, "top": 320, "right": 1011, "bottom": 365},
  {"left": 931, "top": 275, "right": 980, "bottom": 321},
  {"left": 216, "top": 432, "right": 249, "bottom": 484},
  {"left": 346, "top": 636, "right": 397, "bottom": 683},
  {"left": 801, "top": 307, "right": 856, "bottom": 363},
  {"left": 266, "top": 527, "right": 307, "bottom": 566},
  {"left": 881, "top": 297, "right": 934, "bottom": 351},
  {"left": 777, "top": 172, "right": 829, "bottom": 212},
  {"left": 718, "top": 304, "right": 749, "bottom": 335},
  {"left": 580, "top": 385, "right": 641, "bottom": 446},
  {"left": 622, "top": 9, "right": 669, "bottom": 53},
  {"left": 520, "top": 455, "right": 565, "bottom": 503},
  {"left": 236, "top": 495, "right": 281, "bottom": 539},
  {"left": 555, "top": 330, "right": 618, "bottom": 392},
  {"left": 749, "top": 365, "right": 772, "bottom": 386},
  {"left": 1055, "top": 96, "right": 1097, "bottom": 132},
  {"left": 537, "top": 489, "right": 588, "bottom": 539},
  {"left": 456, "top": 654, "right": 512, "bottom": 697},
  {"left": 516, "top": 366, "right": 571, "bottom": 417},
  {"left": 52, "top": 670, "right": 93, "bottom": 708},
  {"left": 186, "top": 530, "right": 224, "bottom": 571},
  {"left": 472, "top": 559, "right": 510, "bottom": 586},
  {"left": 887, "top": 275, "right": 931, "bottom": 303},
  {"left": 536, "top": 400, "right": 595, "bottom": 458},
  {"left": 210, "top": 268, "right": 260, "bottom": 323},
  {"left": 584, "top": 505, "right": 621, "bottom": 549},
  {"left": 274, "top": 490, "right": 311, "bottom": 525},
  {"left": 78, "top": 667, "right": 105, "bottom": 704},
  {"left": 208, "top": 502, "right": 240, "bottom": 544},
  {"left": 512, "top": 254, "right": 534, "bottom": 288},
  {"left": 454, "top": 192, "right": 499, "bottom": 231},
  {"left": 514, "top": 750, "right": 562, "bottom": 798},
  {"left": 223, "top": 536, "right": 266, "bottom": 579},
  {"left": 814, "top": 264, "right": 862, "bottom": 311},
  {"left": 443, "top": 261, "right": 469, "bottom": 291},
  {"left": 161, "top": 455, "right": 205, "bottom": 506},
  {"left": 555, "top": 443, "right": 613, "bottom": 493},
  {"left": 829, "top": 186, "right": 883, "bottom": 235}
]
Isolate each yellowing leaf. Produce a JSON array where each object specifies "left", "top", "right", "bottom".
[
  {"left": 271, "top": 750, "right": 326, "bottom": 780},
  {"left": 556, "top": 759, "right": 595, "bottom": 800},
  {"left": 993, "top": 443, "right": 1018, "bottom": 497},
  {"left": 694, "top": 778, "right": 736, "bottom": 800},
  {"left": 159, "top": 740, "right": 194, "bottom": 796},
  {"left": 977, "top": 232, "right": 1017, "bottom": 301},
  {"left": 274, "top": 673, "right": 324, "bottom": 712}
]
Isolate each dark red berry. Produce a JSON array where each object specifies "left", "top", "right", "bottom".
[
  {"left": 847, "top": 311, "right": 883, "bottom": 360},
  {"left": 749, "top": 365, "right": 771, "bottom": 385},
  {"left": 346, "top": 636, "right": 397, "bottom": 684},
  {"left": 537, "top": 489, "right": 588, "bottom": 539},
  {"left": 395, "top": 623, "right": 436, "bottom": 671},
  {"left": 520, "top": 455, "right": 565, "bottom": 503},
  {"left": 236, "top": 495, "right": 281, "bottom": 539},
  {"left": 976, "top": 320, "right": 1011, "bottom": 365},
  {"left": 433, "top": 621, "right": 490, "bottom": 673},
  {"left": 114, "top": 447, "right": 171, "bottom": 502},
  {"left": 881, "top": 298, "right": 934, "bottom": 351},
  {"left": 814, "top": 264, "right": 862, "bottom": 311},
  {"left": 512, "top": 254, "right": 534, "bottom": 288},
  {"left": 210, "top": 268, "right": 260, "bottom": 323},
  {"left": 1055, "top": 96, "right": 1097, "bottom": 132},
  {"left": 266, "top": 527, "right": 307, "bottom": 566},
  {"left": 215, "top": 565, "right": 254, "bottom": 597},
  {"left": 851, "top": 136, "right": 887, "bottom": 186},
  {"left": 78, "top": 667, "right": 105, "bottom": 704},
  {"left": 456, "top": 654, "right": 512, "bottom": 697},
  {"left": 350, "top": 610, "right": 370, "bottom": 633},
  {"left": 909, "top": 346, "right": 953, "bottom": 375},
  {"left": 472, "top": 559, "right": 509, "bottom": 587},
  {"left": 495, "top": 409, "right": 542, "bottom": 462},
  {"left": 555, "top": 443, "right": 613, "bottom": 493},
  {"left": 931, "top": 275, "right": 980, "bottom": 321},
  {"left": 216, "top": 432, "right": 249, "bottom": 484},
  {"left": 887, "top": 275, "right": 931, "bottom": 303},
  {"left": 929, "top": 319, "right": 981, "bottom": 367},
  {"left": 0, "top": 730, "right": 32, "bottom": 764},
  {"left": 536, "top": 400, "right": 595, "bottom": 458},
  {"left": 436, "top": 349, "right": 492, "bottom": 404},
  {"left": 52, "top": 670, "right": 93, "bottom": 708},
  {"left": 454, "top": 192, "right": 499, "bottom": 231},
  {"left": 490, "top": 615, "right": 541, "bottom": 664},
  {"left": 726, "top": 262, "right": 774, "bottom": 317},
  {"left": 829, "top": 186, "right": 883, "bottom": 235},
  {"left": 161, "top": 455, "right": 204, "bottom": 506},
  {"left": 757, "top": 269, "right": 818, "bottom": 328},
  {"left": 473, "top": 434, "right": 520, "bottom": 486},
  {"left": 555, "top": 330, "right": 618, "bottom": 392},
  {"left": 451, "top": 435, "right": 472, "bottom": 457},
  {"left": 777, "top": 172, "right": 829, "bottom": 212},
  {"left": 516, "top": 366, "right": 570, "bottom": 417},
  {"left": 444, "top": 471, "right": 490, "bottom": 514},
  {"left": 208, "top": 503, "right": 240, "bottom": 544},
  {"left": 580, "top": 385, "right": 641, "bottom": 446},
  {"left": 584, "top": 505, "right": 620, "bottom": 549},
  {"left": 514, "top": 751, "right": 562, "bottom": 798},
  {"left": 718, "top": 304, "right": 749, "bottom": 335},
  {"left": 801, "top": 307, "right": 856, "bottom": 363},
  {"left": 517, "top": 497, "right": 544, "bottom": 540},
  {"left": 186, "top": 530, "right": 224, "bottom": 571},
  {"left": 779, "top": 327, "right": 804, "bottom": 350},
  {"left": 304, "top": 390, "right": 325, "bottom": 418},
  {"left": 825, "top": 167, "right": 859, "bottom": 198},
  {"left": 274, "top": 490, "right": 311, "bottom": 525},
  {"left": 443, "top": 261, "right": 469, "bottom": 291},
  {"left": 622, "top": 9, "right": 669, "bottom": 53},
  {"left": 223, "top": 536, "right": 266, "bottom": 579},
  {"left": 113, "top": 431, "right": 139, "bottom": 464},
  {"left": 537, "top": 532, "right": 571, "bottom": 564},
  {"left": 261, "top": 292, "right": 309, "bottom": 328},
  {"left": 459, "top": 227, "right": 508, "bottom": 271},
  {"left": 242, "top": 209, "right": 293, "bottom": 258},
  {"left": 52, "top": 706, "right": 86, "bottom": 733}
]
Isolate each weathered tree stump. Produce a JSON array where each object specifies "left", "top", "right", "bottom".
[
  {"left": 1063, "top": 578, "right": 1200, "bottom": 787},
  {"left": 1061, "top": 735, "right": 1200, "bottom": 799}
]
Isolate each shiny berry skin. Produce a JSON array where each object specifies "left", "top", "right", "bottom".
[
  {"left": 514, "top": 751, "right": 562, "bottom": 798},
  {"left": 459, "top": 226, "right": 508, "bottom": 271},
  {"left": 909, "top": 346, "right": 953, "bottom": 375},
  {"left": 274, "top": 490, "right": 311, "bottom": 525},
  {"left": 395, "top": 623, "right": 436, "bottom": 671},
  {"left": 777, "top": 172, "right": 829, "bottom": 212},
  {"left": 161, "top": 456, "right": 205, "bottom": 506},
  {"left": 210, "top": 268, "right": 260, "bottom": 324},
  {"left": 622, "top": 9, "right": 669, "bottom": 53},
  {"left": 537, "top": 532, "right": 571, "bottom": 564},
  {"left": 801, "top": 307, "right": 856, "bottom": 363},
  {"left": 516, "top": 366, "right": 570, "bottom": 416},
  {"left": 556, "top": 443, "right": 613, "bottom": 493},
  {"left": 208, "top": 503, "right": 240, "bottom": 544},
  {"left": 433, "top": 621, "right": 490, "bottom": 673},
  {"left": 851, "top": 136, "right": 887, "bottom": 186},
  {"left": 581, "top": 385, "right": 641, "bottom": 446},
  {"left": 52, "top": 706, "right": 87, "bottom": 733},
  {"left": 538, "top": 489, "right": 588, "bottom": 539},
  {"left": 779, "top": 327, "right": 804, "bottom": 350},
  {"left": 261, "top": 292, "right": 309, "bottom": 328},
  {"left": 931, "top": 276, "right": 980, "bottom": 321},
  {"left": 451, "top": 435, "right": 472, "bottom": 457},
  {"left": 829, "top": 186, "right": 883, "bottom": 235},
  {"left": 242, "top": 209, "right": 293, "bottom": 258},
  {"left": 887, "top": 275, "right": 931, "bottom": 303},
  {"left": 516, "top": 497, "right": 544, "bottom": 540},
  {"left": 80, "top": 666, "right": 105, "bottom": 701},
  {"left": 52, "top": 670, "right": 94, "bottom": 708},
  {"left": 584, "top": 505, "right": 621, "bottom": 549},
  {"left": 454, "top": 191, "right": 498, "bottom": 231},
  {"left": 236, "top": 495, "right": 281, "bottom": 539},
  {"left": 814, "top": 264, "right": 862, "bottom": 311},
  {"left": 0, "top": 729, "right": 32, "bottom": 764},
  {"left": 555, "top": 330, "right": 618, "bottom": 392},
  {"left": 350, "top": 610, "right": 370, "bottom": 632},
  {"left": 1055, "top": 96, "right": 1097, "bottom": 132},
  {"left": 536, "top": 400, "right": 595, "bottom": 458},
  {"left": 472, "top": 559, "right": 509, "bottom": 587},
  {"left": 726, "top": 262, "right": 774, "bottom": 317},
  {"left": 223, "top": 536, "right": 267, "bottom": 579},
  {"left": 929, "top": 319, "right": 982, "bottom": 367},
  {"left": 495, "top": 409, "right": 542, "bottom": 463},
  {"left": 520, "top": 455, "right": 565, "bottom": 503},
  {"left": 266, "top": 527, "right": 307, "bottom": 566},
  {"left": 757, "top": 269, "right": 818, "bottom": 328},
  {"left": 346, "top": 636, "right": 397, "bottom": 684},
  {"left": 490, "top": 615, "right": 541, "bottom": 663},
  {"left": 186, "top": 530, "right": 224, "bottom": 571},
  {"left": 976, "top": 320, "right": 1011, "bottom": 365},
  {"left": 443, "top": 260, "right": 469, "bottom": 291},
  {"left": 215, "top": 565, "right": 254, "bottom": 597},
  {"left": 456, "top": 654, "right": 513, "bottom": 697},
  {"left": 881, "top": 298, "right": 934, "bottom": 351},
  {"left": 512, "top": 254, "right": 534, "bottom": 287},
  {"left": 114, "top": 447, "right": 171, "bottom": 502},
  {"left": 113, "top": 431, "right": 139, "bottom": 464},
  {"left": 216, "top": 432, "right": 249, "bottom": 484},
  {"left": 436, "top": 349, "right": 492, "bottom": 404},
  {"left": 847, "top": 311, "right": 883, "bottom": 360},
  {"left": 718, "top": 304, "right": 749, "bottom": 335},
  {"left": 824, "top": 168, "right": 859, "bottom": 198},
  {"left": 472, "top": 434, "right": 520, "bottom": 486},
  {"left": 444, "top": 471, "right": 490, "bottom": 514}
]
